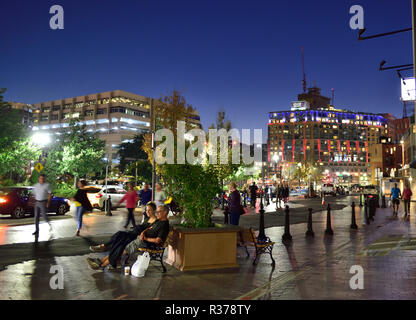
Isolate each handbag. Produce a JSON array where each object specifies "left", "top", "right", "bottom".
[{"left": 131, "top": 251, "right": 150, "bottom": 277}]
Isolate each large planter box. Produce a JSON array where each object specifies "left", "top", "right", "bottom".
[{"left": 165, "top": 224, "right": 241, "bottom": 271}]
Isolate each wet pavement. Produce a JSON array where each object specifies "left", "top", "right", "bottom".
[{"left": 1, "top": 196, "right": 416, "bottom": 300}]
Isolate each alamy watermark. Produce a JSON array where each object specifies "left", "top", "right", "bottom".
[
  {"left": 155, "top": 121, "right": 263, "bottom": 165},
  {"left": 49, "top": 265, "right": 64, "bottom": 290},
  {"left": 349, "top": 5, "right": 364, "bottom": 30},
  {"left": 349, "top": 265, "right": 364, "bottom": 290},
  {"left": 49, "top": 5, "right": 64, "bottom": 30}
]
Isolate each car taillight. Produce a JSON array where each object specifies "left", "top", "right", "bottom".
[
  {"left": 0, "top": 197, "right": 7, "bottom": 204},
  {"left": 96, "top": 194, "right": 103, "bottom": 199}
]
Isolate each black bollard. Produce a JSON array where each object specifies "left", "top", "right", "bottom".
[
  {"left": 364, "top": 197, "right": 370, "bottom": 225},
  {"left": 350, "top": 202, "right": 358, "bottom": 229},
  {"left": 305, "top": 208, "right": 314, "bottom": 237},
  {"left": 282, "top": 205, "right": 292, "bottom": 241},
  {"left": 381, "top": 195, "right": 386, "bottom": 208},
  {"left": 105, "top": 196, "right": 112, "bottom": 216},
  {"left": 325, "top": 203, "right": 334, "bottom": 235},
  {"left": 258, "top": 193, "right": 267, "bottom": 243},
  {"left": 223, "top": 210, "right": 229, "bottom": 224},
  {"left": 359, "top": 194, "right": 363, "bottom": 207},
  {"left": 369, "top": 196, "right": 376, "bottom": 221}
]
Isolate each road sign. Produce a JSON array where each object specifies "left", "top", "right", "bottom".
[{"left": 34, "top": 163, "right": 44, "bottom": 173}]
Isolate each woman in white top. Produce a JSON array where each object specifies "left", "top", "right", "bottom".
[{"left": 154, "top": 183, "right": 167, "bottom": 207}]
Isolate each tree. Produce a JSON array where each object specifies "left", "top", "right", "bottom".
[
  {"left": 163, "top": 163, "right": 220, "bottom": 228},
  {"left": 44, "top": 120, "right": 106, "bottom": 186},
  {"left": 209, "top": 109, "right": 231, "bottom": 131},
  {"left": 0, "top": 88, "right": 26, "bottom": 154},
  {"left": 207, "top": 110, "right": 242, "bottom": 188},
  {"left": 117, "top": 134, "right": 150, "bottom": 173},
  {"left": 0, "top": 139, "right": 41, "bottom": 179},
  {"left": 0, "top": 88, "right": 37, "bottom": 183},
  {"left": 143, "top": 90, "right": 199, "bottom": 174}
]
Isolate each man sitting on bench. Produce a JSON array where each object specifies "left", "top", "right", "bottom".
[{"left": 121, "top": 204, "right": 170, "bottom": 265}]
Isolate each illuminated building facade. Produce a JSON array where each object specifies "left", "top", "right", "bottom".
[
  {"left": 32, "top": 90, "right": 201, "bottom": 165},
  {"left": 9, "top": 102, "right": 36, "bottom": 128},
  {"left": 267, "top": 101, "right": 389, "bottom": 185}
]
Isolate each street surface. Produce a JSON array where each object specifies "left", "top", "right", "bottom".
[{"left": 1, "top": 195, "right": 415, "bottom": 300}]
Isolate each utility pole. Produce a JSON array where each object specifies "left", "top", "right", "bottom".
[
  {"left": 412, "top": 0, "right": 416, "bottom": 119},
  {"left": 150, "top": 98, "right": 156, "bottom": 201},
  {"left": 301, "top": 47, "right": 307, "bottom": 93}
]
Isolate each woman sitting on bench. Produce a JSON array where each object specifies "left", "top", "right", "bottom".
[{"left": 86, "top": 202, "right": 157, "bottom": 270}]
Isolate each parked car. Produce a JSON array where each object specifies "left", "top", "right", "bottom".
[
  {"left": 0, "top": 187, "right": 70, "bottom": 219},
  {"left": 362, "top": 185, "right": 378, "bottom": 195},
  {"left": 350, "top": 184, "right": 362, "bottom": 193},
  {"left": 94, "top": 186, "right": 128, "bottom": 210},
  {"left": 83, "top": 186, "right": 102, "bottom": 209},
  {"left": 321, "top": 183, "right": 336, "bottom": 196}
]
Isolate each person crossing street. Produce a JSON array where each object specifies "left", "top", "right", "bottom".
[
  {"left": 117, "top": 182, "right": 139, "bottom": 229},
  {"left": 390, "top": 183, "right": 401, "bottom": 217},
  {"left": 31, "top": 174, "right": 53, "bottom": 236}
]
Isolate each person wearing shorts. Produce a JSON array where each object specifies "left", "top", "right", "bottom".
[{"left": 391, "top": 183, "right": 401, "bottom": 217}]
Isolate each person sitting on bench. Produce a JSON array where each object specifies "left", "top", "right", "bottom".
[
  {"left": 86, "top": 202, "right": 158, "bottom": 270},
  {"left": 121, "top": 204, "right": 170, "bottom": 266}
]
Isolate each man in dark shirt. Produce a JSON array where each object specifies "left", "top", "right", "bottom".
[
  {"left": 124, "top": 204, "right": 170, "bottom": 257},
  {"left": 139, "top": 183, "right": 152, "bottom": 218},
  {"left": 249, "top": 182, "right": 258, "bottom": 208}
]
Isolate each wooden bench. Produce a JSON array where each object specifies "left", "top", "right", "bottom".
[
  {"left": 238, "top": 228, "right": 275, "bottom": 266},
  {"left": 137, "top": 230, "right": 173, "bottom": 273}
]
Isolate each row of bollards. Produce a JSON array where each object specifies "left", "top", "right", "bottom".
[{"left": 282, "top": 198, "right": 376, "bottom": 242}]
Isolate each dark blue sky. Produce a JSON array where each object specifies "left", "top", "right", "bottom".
[{"left": 0, "top": 0, "right": 413, "bottom": 137}]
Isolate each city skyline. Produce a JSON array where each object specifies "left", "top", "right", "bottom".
[{"left": 0, "top": 0, "right": 413, "bottom": 133}]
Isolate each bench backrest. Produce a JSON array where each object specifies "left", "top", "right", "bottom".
[
  {"left": 239, "top": 228, "right": 257, "bottom": 244},
  {"left": 163, "top": 229, "right": 174, "bottom": 248}
]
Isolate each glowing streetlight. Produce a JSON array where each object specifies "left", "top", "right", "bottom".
[{"left": 31, "top": 132, "right": 51, "bottom": 147}]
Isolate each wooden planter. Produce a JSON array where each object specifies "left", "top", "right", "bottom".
[{"left": 165, "top": 224, "right": 241, "bottom": 271}]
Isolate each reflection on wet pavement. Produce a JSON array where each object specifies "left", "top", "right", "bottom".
[{"left": 1, "top": 196, "right": 416, "bottom": 300}]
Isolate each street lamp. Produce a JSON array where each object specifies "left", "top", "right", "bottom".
[{"left": 31, "top": 132, "right": 51, "bottom": 147}]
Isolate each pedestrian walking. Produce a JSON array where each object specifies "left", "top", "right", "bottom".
[
  {"left": 390, "top": 183, "right": 401, "bottom": 217},
  {"left": 154, "top": 183, "right": 167, "bottom": 207},
  {"left": 264, "top": 185, "right": 269, "bottom": 205},
  {"left": 269, "top": 184, "right": 275, "bottom": 202},
  {"left": 227, "top": 182, "right": 244, "bottom": 226},
  {"left": 117, "top": 182, "right": 139, "bottom": 229},
  {"left": 71, "top": 180, "right": 93, "bottom": 236},
  {"left": 138, "top": 183, "right": 152, "bottom": 219},
  {"left": 32, "top": 174, "right": 53, "bottom": 236},
  {"left": 276, "top": 184, "right": 283, "bottom": 208},
  {"left": 403, "top": 183, "right": 412, "bottom": 219},
  {"left": 283, "top": 184, "right": 290, "bottom": 204},
  {"left": 249, "top": 182, "right": 258, "bottom": 208}
]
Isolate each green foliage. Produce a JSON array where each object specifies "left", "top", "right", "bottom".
[
  {"left": 126, "top": 160, "right": 152, "bottom": 183},
  {"left": 0, "top": 88, "right": 37, "bottom": 183},
  {"left": 163, "top": 163, "right": 221, "bottom": 228},
  {"left": 0, "top": 178, "right": 15, "bottom": 187},
  {"left": 53, "top": 183, "right": 76, "bottom": 199},
  {"left": 44, "top": 120, "right": 106, "bottom": 182},
  {"left": 0, "top": 139, "right": 41, "bottom": 177},
  {"left": 29, "top": 170, "right": 40, "bottom": 185},
  {"left": 0, "top": 88, "right": 26, "bottom": 154},
  {"left": 117, "top": 134, "right": 152, "bottom": 181}
]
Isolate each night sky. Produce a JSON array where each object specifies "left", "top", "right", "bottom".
[{"left": 0, "top": 0, "right": 413, "bottom": 140}]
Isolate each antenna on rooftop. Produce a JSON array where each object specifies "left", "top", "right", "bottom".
[{"left": 301, "top": 47, "right": 306, "bottom": 93}]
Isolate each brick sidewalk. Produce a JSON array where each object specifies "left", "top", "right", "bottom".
[{"left": 1, "top": 199, "right": 416, "bottom": 299}]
